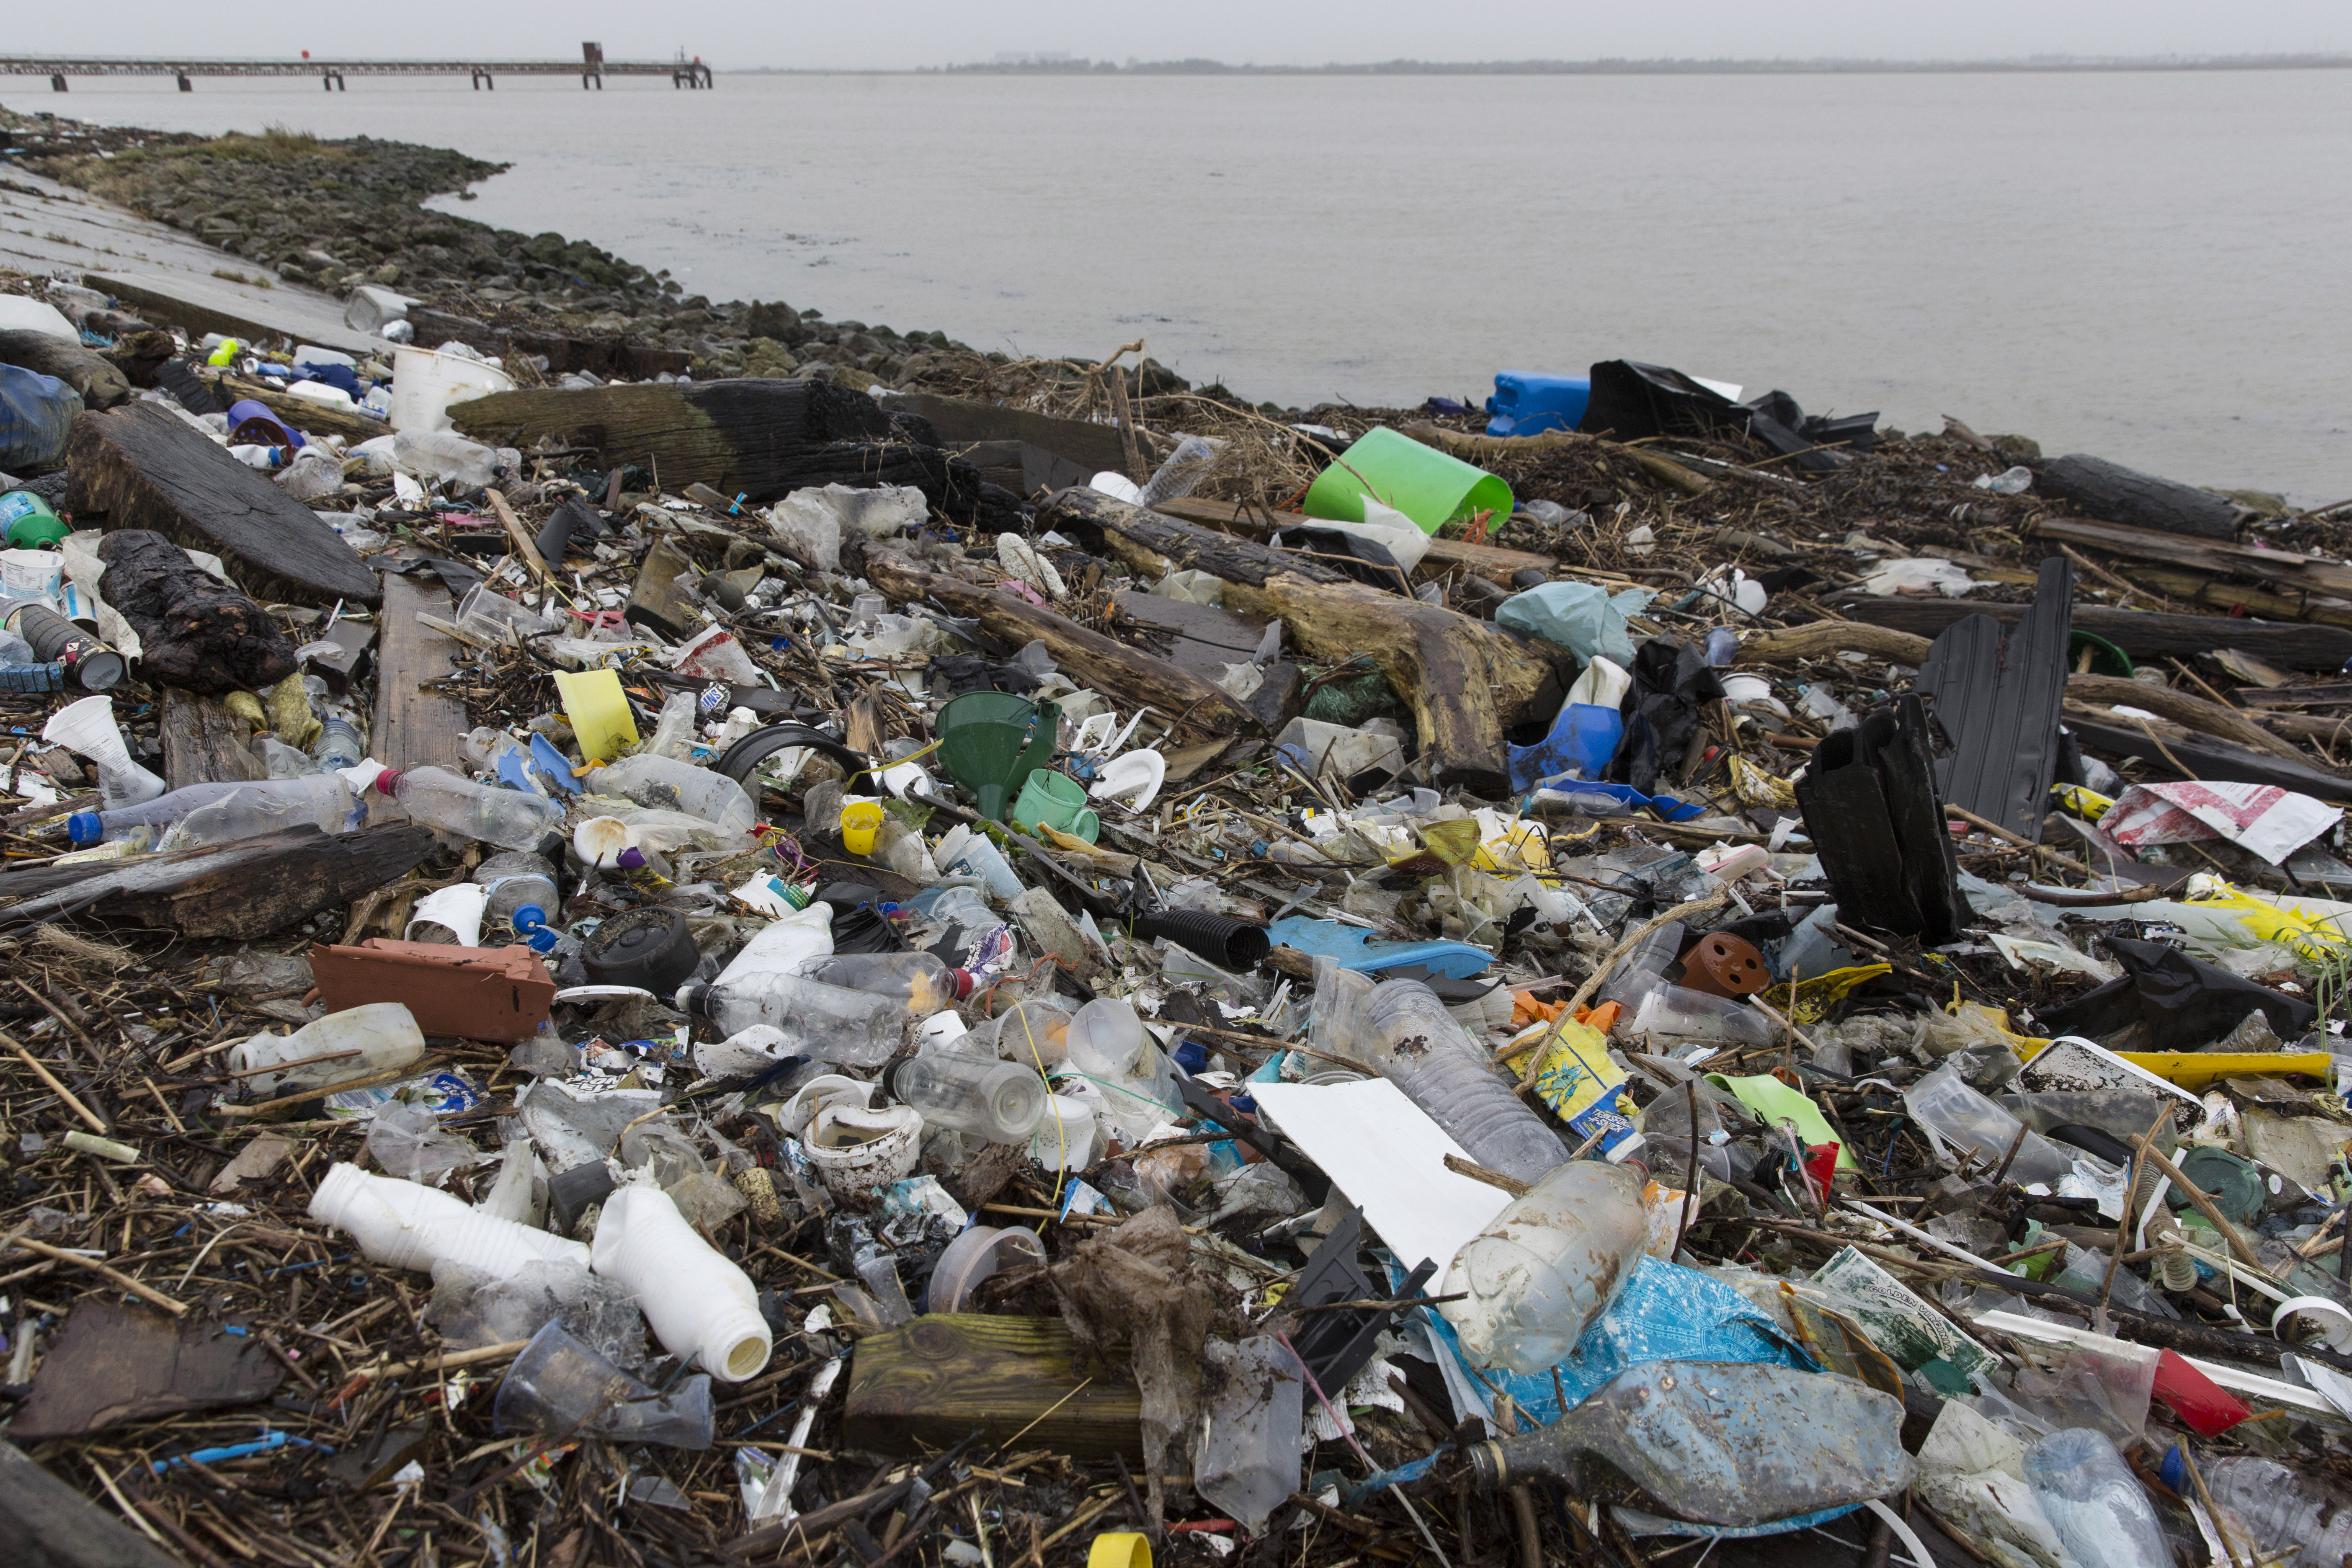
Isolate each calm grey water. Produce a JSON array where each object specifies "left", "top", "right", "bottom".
[{"left": 29, "top": 69, "right": 2352, "bottom": 501}]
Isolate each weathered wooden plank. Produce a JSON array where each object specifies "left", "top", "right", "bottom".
[
  {"left": 0, "top": 1438, "right": 187, "bottom": 1568},
  {"left": 1044, "top": 488, "right": 1565, "bottom": 790},
  {"left": 882, "top": 392, "right": 1132, "bottom": 477},
  {"left": 62, "top": 400, "right": 382, "bottom": 608},
  {"left": 1826, "top": 594, "right": 2352, "bottom": 671},
  {"left": 371, "top": 573, "right": 470, "bottom": 774},
  {"left": 160, "top": 689, "right": 267, "bottom": 791},
  {"left": 2033, "top": 513, "right": 2352, "bottom": 599},
  {"left": 1151, "top": 494, "right": 1557, "bottom": 580},
  {"left": 843, "top": 1315, "right": 1143, "bottom": 1461}
]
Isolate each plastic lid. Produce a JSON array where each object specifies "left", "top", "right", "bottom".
[
  {"left": 512, "top": 903, "right": 549, "bottom": 932},
  {"left": 947, "top": 967, "right": 975, "bottom": 1001},
  {"left": 881, "top": 1057, "right": 908, "bottom": 1101},
  {"left": 67, "top": 810, "right": 102, "bottom": 846},
  {"left": 524, "top": 926, "right": 559, "bottom": 954},
  {"left": 675, "top": 979, "right": 710, "bottom": 1016},
  {"left": 373, "top": 767, "right": 400, "bottom": 794}
]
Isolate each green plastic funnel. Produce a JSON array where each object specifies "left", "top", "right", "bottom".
[
  {"left": 936, "top": 691, "right": 1060, "bottom": 822},
  {"left": 1303, "top": 426, "right": 1514, "bottom": 536}
]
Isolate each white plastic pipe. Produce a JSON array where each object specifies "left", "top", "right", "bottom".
[
  {"left": 591, "top": 1184, "right": 772, "bottom": 1382},
  {"left": 309, "top": 1162, "right": 588, "bottom": 1279}
]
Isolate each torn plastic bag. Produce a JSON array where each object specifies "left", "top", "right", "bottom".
[
  {"left": 1270, "top": 523, "right": 1412, "bottom": 595},
  {"left": 1493, "top": 580, "right": 1651, "bottom": 667},
  {"left": 1607, "top": 639, "right": 1725, "bottom": 798},
  {"left": 1795, "top": 694, "right": 1972, "bottom": 944},
  {"left": 0, "top": 364, "right": 83, "bottom": 471},
  {"left": 1578, "top": 362, "right": 1875, "bottom": 474},
  {"left": 2037, "top": 936, "right": 2315, "bottom": 1049},
  {"left": 1738, "top": 389, "right": 1878, "bottom": 474}
]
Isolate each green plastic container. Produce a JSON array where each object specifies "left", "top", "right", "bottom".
[
  {"left": 936, "top": 691, "right": 1060, "bottom": 823},
  {"left": 0, "top": 492, "right": 67, "bottom": 550},
  {"left": 1302, "top": 426, "right": 1514, "bottom": 536}
]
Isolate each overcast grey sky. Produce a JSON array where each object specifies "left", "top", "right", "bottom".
[{"left": 12, "top": 1, "right": 2352, "bottom": 70}]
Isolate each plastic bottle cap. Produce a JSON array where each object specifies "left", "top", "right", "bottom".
[
  {"left": 67, "top": 810, "right": 102, "bottom": 846},
  {"left": 881, "top": 1057, "right": 908, "bottom": 1100},
  {"left": 525, "top": 927, "right": 559, "bottom": 953},
  {"left": 675, "top": 979, "right": 709, "bottom": 1016},
  {"left": 513, "top": 904, "right": 549, "bottom": 932},
  {"left": 374, "top": 767, "right": 401, "bottom": 794},
  {"left": 948, "top": 967, "right": 975, "bottom": 1001}
]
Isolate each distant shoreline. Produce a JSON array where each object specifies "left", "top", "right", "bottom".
[{"left": 736, "top": 54, "right": 2352, "bottom": 77}]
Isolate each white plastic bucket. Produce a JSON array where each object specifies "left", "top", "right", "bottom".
[{"left": 386, "top": 346, "right": 515, "bottom": 433}]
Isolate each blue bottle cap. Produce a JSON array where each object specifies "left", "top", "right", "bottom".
[
  {"left": 513, "top": 903, "right": 549, "bottom": 931},
  {"left": 67, "top": 810, "right": 103, "bottom": 846}
]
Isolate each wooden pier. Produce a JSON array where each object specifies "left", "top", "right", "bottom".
[{"left": 0, "top": 44, "right": 713, "bottom": 93}]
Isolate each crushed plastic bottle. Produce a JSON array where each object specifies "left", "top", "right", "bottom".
[
  {"left": 1439, "top": 1161, "right": 1649, "bottom": 1373},
  {"left": 2202, "top": 1455, "right": 2352, "bottom": 1567},
  {"left": 229, "top": 1002, "right": 426, "bottom": 1097},
  {"left": 376, "top": 765, "right": 565, "bottom": 852},
  {"left": 1360, "top": 979, "right": 1567, "bottom": 1184},
  {"left": 584, "top": 753, "right": 755, "bottom": 834},
  {"left": 803, "top": 952, "right": 972, "bottom": 1012},
  {"left": 677, "top": 970, "right": 908, "bottom": 1067},
  {"left": 475, "top": 851, "right": 561, "bottom": 939},
  {"left": 2022, "top": 1430, "right": 2169, "bottom": 1568},
  {"left": 71, "top": 774, "right": 357, "bottom": 851}
]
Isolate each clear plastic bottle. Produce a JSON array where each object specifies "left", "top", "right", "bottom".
[
  {"left": 228, "top": 1002, "right": 426, "bottom": 1096},
  {"left": 1439, "top": 1161, "right": 1648, "bottom": 1373},
  {"left": 313, "top": 714, "right": 367, "bottom": 771},
  {"left": 646, "top": 691, "right": 702, "bottom": 760},
  {"left": 393, "top": 427, "right": 498, "bottom": 488},
  {"left": 676, "top": 972, "right": 907, "bottom": 1067},
  {"left": 2203, "top": 1456, "right": 2352, "bottom": 1567},
  {"left": 376, "top": 765, "right": 565, "bottom": 852},
  {"left": 584, "top": 754, "right": 755, "bottom": 835},
  {"left": 70, "top": 776, "right": 354, "bottom": 850},
  {"left": 475, "top": 851, "right": 560, "bottom": 936},
  {"left": 1064, "top": 997, "right": 1184, "bottom": 1137},
  {"left": 803, "top": 952, "right": 971, "bottom": 1012},
  {"left": 1362, "top": 980, "right": 1567, "bottom": 1184},
  {"left": 882, "top": 1053, "right": 1047, "bottom": 1143},
  {"left": 2022, "top": 1429, "right": 2170, "bottom": 1568},
  {"left": 464, "top": 726, "right": 528, "bottom": 771},
  {"left": 161, "top": 774, "right": 360, "bottom": 851},
  {"left": 258, "top": 736, "right": 320, "bottom": 777}
]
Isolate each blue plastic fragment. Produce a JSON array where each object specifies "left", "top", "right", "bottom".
[
  {"left": 1266, "top": 916, "right": 1493, "bottom": 978},
  {"left": 530, "top": 732, "right": 583, "bottom": 795}
]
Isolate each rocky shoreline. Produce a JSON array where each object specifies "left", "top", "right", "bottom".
[{"left": 1, "top": 106, "right": 1214, "bottom": 402}]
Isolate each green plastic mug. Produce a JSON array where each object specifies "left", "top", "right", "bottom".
[
  {"left": 1302, "top": 426, "right": 1515, "bottom": 536},
  {"left": 1012, "top": 770, "right": 1099, "bottom": 843}
]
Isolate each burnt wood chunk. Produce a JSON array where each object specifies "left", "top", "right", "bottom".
[{"left": 97, "top": 528, "right": 301, "bottom": 693}]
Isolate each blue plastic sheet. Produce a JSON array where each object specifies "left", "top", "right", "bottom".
[{"left": 1266, "top": 916, "right": 1492, "bottom": 978}]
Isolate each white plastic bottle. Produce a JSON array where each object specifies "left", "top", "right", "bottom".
[
  {"left": 584, "top": 754, "right": 755, "bottom": 835},
  {"left": 1363, "top": 980, "right": 1567, "bottom": 1184},
  {"left": 591, "top": 1184, "right": 771, "bottom": 1381},
  {"left": 1439, "top": 1161, "right": 1649, "bottom": 1373},
  {"left": 160, "top": 774, "right": 361, "bottom": 851},
  {"left": 376, "top": 765, "right": 565, "bottom": 851},
  {"left": 311, "top": 1162, "right": 589, "bottom": 1281},
  {"left": 228, "top": 1002, "right": 426, "bottom": 1096},
  {"left": 882, "top": 1053, "right": 1046, "bottom": 1143}
]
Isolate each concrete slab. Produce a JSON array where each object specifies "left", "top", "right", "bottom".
[{"left": 0, "top": 165, "right": 377, "bottom": 355}]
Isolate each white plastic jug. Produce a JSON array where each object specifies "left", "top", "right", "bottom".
[{"left": 387, "top": 346, "right": 515, "bottom": 433}]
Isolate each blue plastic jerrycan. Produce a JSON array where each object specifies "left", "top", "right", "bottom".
[{"left": 1486, "top": 371, "right": 1592, "bottom": 438}]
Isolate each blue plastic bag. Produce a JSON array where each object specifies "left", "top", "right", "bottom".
[{"left": 0, "top": 364, "right": 81, "bottom": 471}]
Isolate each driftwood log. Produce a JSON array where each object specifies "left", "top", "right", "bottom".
[
  {"left": 2039, "top": 454, "right": 2243, "bottom": 542},
  {"left": 1039, "top": 489, "right": 1563, "bottom": 789},
  {"left": 1826, "top": 594, "right": 2352, "bottom": 670},
  {"left": 0, "top": 823, "right": 433, "bottom": 940},
  {"left": 856, "top": 544, "right": 1259, "bottom": 742},
  {"left": 1398, "top": 418, "right": 1717, "bottom": 496},
  {"left": 0, "top": 328, "right": 129, "bottom": 410},
  {"left": 449, "top": 378, "right": 1018, "bottom": 525},
  {"left": 1743, "top": 621, "right": 2327, "bottom": 767},
  {"left": 95, "top": 529, "right": 301, "bottom": 694},
  {"left": 63, "top": 402, "right": 382, "bottom": 607}
]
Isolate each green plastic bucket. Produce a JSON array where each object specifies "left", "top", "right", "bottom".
[{"left": 1302, "top": 426, "right": 1515, "bottom": 536}]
